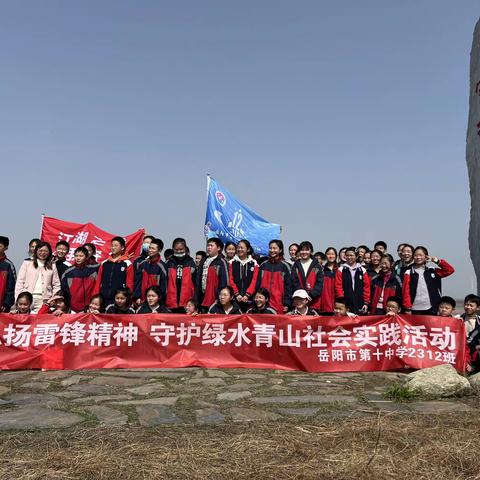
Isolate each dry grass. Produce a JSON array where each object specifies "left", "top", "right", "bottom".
[{"left": 0, "top": 414, "right": 479, "bottom": 479}]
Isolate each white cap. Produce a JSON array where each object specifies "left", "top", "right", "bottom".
[{"left": 292, "top": 289, "right": 311, "bottom": 301}]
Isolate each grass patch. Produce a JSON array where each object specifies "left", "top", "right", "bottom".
[
  {"left": 383, "top": 383, "right": 420, "bottom": 402},
  {"left": 1, "top": 414, "right": 480, "bottom": 479}
]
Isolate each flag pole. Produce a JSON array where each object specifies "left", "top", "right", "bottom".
[{"left": 39, "top": 213, "right": 46, "bottom": 238}]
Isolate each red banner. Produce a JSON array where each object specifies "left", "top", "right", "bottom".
[
  {"left": 0, "top": 314, "right": 466, "bottom": 372},
  {"left": 40, "top": 216, "right": 145, "bottom": 264}
]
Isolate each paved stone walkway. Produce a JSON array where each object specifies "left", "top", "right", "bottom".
[{"left": 0, "top": 368, "right": 475, "bottom": 429}]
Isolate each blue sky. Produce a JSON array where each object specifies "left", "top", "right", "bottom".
[{"left": 2, "top": 1, "right": 478, "bottom": 299}]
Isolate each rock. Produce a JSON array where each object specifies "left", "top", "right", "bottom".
[
  {"left": 84, "top": 405, "right": 128, "bottom": 425},
  {"left": 67, "top": 384, "right": 113, "bottom": 395},
  {"left": 277, "top": 407, "right": 320, "bottom": 417},
  {"left": 251, "top": 395, "right": 357, "bottom": 405},
  {"left": 61, "top": 375, "right": 90, "bottom": 387},
  {"left": 217, "top": 391, "right": 251, "bottom": 401},
  {"left": 32, "top": 371, "right": 73, "bottom": 380},
  {"left": 19, "top": 382, "right": 51, "bottom": 391},
  {"left": 230, "top": 407, "right": 281, "bottom": 422},
  {"left": 205, "top": 370, "right": 231, "bottom": 378},
  {"left": 0, "top": 407, "right": 84, "bottom": 429},
  {"left": 0, "top": 386, "right": 11, "bottom": 396},
  {"left": 136, "top": 406, "right": 181, "bottom": 426},
  {"left": 405, "top": 365, "right": 472, "bottom": 397},
  {"left": 89, "top": 376, "right": 146, "bottom": 387},
  {"left": 229, "top": 383, "right": 256, "bottom": 391},
  {"left": 409, "top": 401, "right": 474, "bottom": 414},
  {"left": 187, "top": 378, "right": 226, "bottom": 386},
  {"left": 72, "top": 394, "right": 133, "bottom": 404},
  {"left": 468, "top": 372, "right": 480, "bottom": 389},
  {"left": 0, "top": 371, "right": 34, "bottom": 383},
  {"left": 368, "top": 401, "right": 410, "bottom": 413},
  {"left": 467, "top": 18, "right": 480, "bottom": 292},
  {"left": 93, "top": 370, "right": 172, "bottom": 379},
  {"left": 110, "top": 397, "right": 178, "bottom": 406},
  {"left": 6, "top": 393, "right": 60, "bottom": 406},
  {"left": 51, "top": 391, "right": 87, "bottom": 399},
  {"left": 234, "top": 374, "right": 266, "bottom": 380},
  {"left": 126, "top": 384, "right": 165, "bottom": 396},
  {"left": 195, "top": 408, "right": 225, "bottom": 425}
]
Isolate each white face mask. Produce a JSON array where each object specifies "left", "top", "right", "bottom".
[{"left": 174, "top": 252, "right": 186, "bottom": 258}]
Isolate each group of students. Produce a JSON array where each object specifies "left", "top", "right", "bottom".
[
  {"left": 3, "top": 234, "right": 480, "bottom": 371},
  {"left": 0, "top": 235, "right": 457, "bottom": 317}
]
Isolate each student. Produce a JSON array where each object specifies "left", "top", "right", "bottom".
[
  {"left": 195, "top": 238, "right": 229, "bottom": 311},
  {"left": 366, "top": 249, "right": 382, "bottom": 281},
  {"left": 133, "top": 235, "right": 155, "bottom": 280},
  {"left": 105, "top": 288, "right": 135, "bottom": 314},
  {"left": 208, "top": 286, "right": 241, "bottom": 314},
  {"left": 402, "top": 247, "right": 454, "bottom": 315},
  {"left": 224, "top": 242, "right": 237, "bottom": 262},
  {"left": 385, "top": 296, "right": 402, "bottom": 316},
  {"left": 0, "top": 236, "right": 16, "bottom": 313},
  {"left": 195, "top": 251, "right": 207, "bottom": 268},
  {"left": 26, "top": 238, "right": 41, "bottom": 260},
  {"left": 136, "top": 235, "right": 155, "bottom": 264},
  {"left": 84, "top": 243, "right": 99, "bottom": 265},
  {"left": 61, "top": 246, "right": 100, "bottom": 313},
  {"left": 15, "top": 241, "right": 61, "bottom": 313},
  {"left": 437, "top": 296, "right": 456, "bottom": 317},
  {"left": 85, "top": 294, "right": 105, "bottom": 314},
  {"left": 338, "top": 247, "right": 347, "bottom": 264},
  {"left": 370, "top": 254, "right": 403, "bottom": 314},
  {"left": 287, "top": 289, "right": 319, "bottom": 316},
  {"left": 334, "top": 247, "right": 370, "bottom": 315},
  {"left": 456, "top": 294, "right": 480, "bottom": 336},
  {"left": 256, "top": 239, "right": 292, "bottom": 313},
  {"left": 163, "top": 249, "right": 174, "bottom": 262},
  {"left": 246, "top": 288, "right": 277, "bottom": 314},
  {"left": 165, "top": 238, "right": 196, "bottom": 312},
  {"left": 185, "top": 298, "right": 200, "bottom": 316},
  {"left": 333, "top": 297, "right": 357, "bottom": 318},
  {"left": 11, "top": 292, "right": 33, "bottom": 314},
  {"left": 374, "top": 241, "right": 387, "bottom": 254},
  {"left": 396, "top": 244, "right": 406, "bottom": 261},
  {"left": 95, "top": 236, "right": 134, "bottom": 306},
  {"left": 291, "top": 241, "right": 324, "bottom": 312},
  {"left": 228, "top": 239, "right": 259, "bottom": 312},
  {"left": 137, "top": 285, "right": 171, "bottom": 314},
  {"left": 356, "top": 245, "right": 370, "bottom": 264},
  {"left": 459, "top": 295, "right": 480, "bottom": 373},
  {"left": 37, "top": 291, "right": 71, "bottom": 316},
  {"left": 287, "top": 243, "right": 299, "bottom": 266},
  {"left": 394, "top": 243, "right": 414, "bottom": 279},
  {"left": 53, "top": 240, "right": 72, "bottom": 279},
  {"left": 363, "top": 251, "right": 371, "bottom": 268},
  {"left": 314, "top": 252, "right": 326, "bottom": 266},
  {"left": 133, "top": 237, "right": 167, "bottom": 306},
  {"left": 319, "top": 247, "right": 338, "bottom": 315}
]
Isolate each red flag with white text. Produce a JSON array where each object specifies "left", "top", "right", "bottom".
[{"left": 40, "top": 216, "right": 145, "bottom": 264}]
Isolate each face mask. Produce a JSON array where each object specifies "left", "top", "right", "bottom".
[
  {"left": 142, "top": 243, "right": 150, "bottom": 253},
  {"left": 174, "top": 252, "right": 186, "bottom": 258}
]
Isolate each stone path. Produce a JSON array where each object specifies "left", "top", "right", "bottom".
[{"left": 0, "top": 368, "right": 476, "bottom": 430}]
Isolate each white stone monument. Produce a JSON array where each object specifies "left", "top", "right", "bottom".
[{"left": 467, "top": 19, "right": 480, "bottom": 293}]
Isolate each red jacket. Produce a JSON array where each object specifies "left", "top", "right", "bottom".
[
  {"left": 256, "top": 258, "right": 292, "bottom": 313},
  {"left": 370, "top": 273, "right": 402, "bottom": 313},
  {"left": 61, "top": 263, "right": 99, "bottom": 312},
  {"left": 291, "top": 258, "right": 324, "bottom": 309},
  {"left": 195, "top": 256, "right": 229, "bottom": 307},
  {"left": 134, "top": 256, "right": 167, "bottom": 302},
  {"left": 402, "top": 259, "right": 454, "bottom": 311},
  {"left": 320, "top": 264, "right": 337, "bottom": 312},
  {"left": 165, "top": 256, "right": 196, "bottom": 309},
  {"left": 335, "top": 264, "right": 371, "bottom": 314},
  {"left": 228, "top": 256, "right": 259, "bottom": 298}
]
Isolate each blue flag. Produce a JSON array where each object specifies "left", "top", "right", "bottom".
[{"left": 204, "top": 176, "right": 281, "bottom": 255}]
